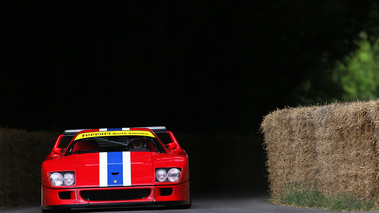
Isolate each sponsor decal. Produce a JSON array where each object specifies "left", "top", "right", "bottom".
[{"left": 74, "top": 130, "right": 155, "bottom": 141}]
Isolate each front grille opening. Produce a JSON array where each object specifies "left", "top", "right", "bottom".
[
  {"left": 58, "top": 191, "right": 71, "bottom": 199},
  {"left": 80, "top": 189, "right": 151, "bottom": 201},
  {"left": 160, "top": 188, "right": 173, "bottom": 196}
]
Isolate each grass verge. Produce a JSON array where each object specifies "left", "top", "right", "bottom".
[{"left": 275, "top": 183, "right": 377, "bottom": 212}]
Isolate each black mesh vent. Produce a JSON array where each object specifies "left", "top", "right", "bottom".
[
  {"left": 58, "top": 191, "right": 71, "bottom": 199},
  {"left": 80, "top": 189, "right": 151, "bottom": 201},
  {"left": 160, "top": 188, "right": 173, "bottom": 196}
]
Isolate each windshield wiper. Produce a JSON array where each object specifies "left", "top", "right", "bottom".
[{"left": 96, "top": 137, "right": 129, "bottom": 146}]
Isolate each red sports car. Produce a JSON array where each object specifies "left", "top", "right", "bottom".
[{"left": 41, "top": 126, "right": 190, "bottom": 212}]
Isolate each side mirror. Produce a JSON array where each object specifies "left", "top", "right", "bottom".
[
  {"left": 167, "top": 142, "right": 177, "bottom": 149},
  {"left": 53, "top": 148, "right": 62, "bottom": 154}
]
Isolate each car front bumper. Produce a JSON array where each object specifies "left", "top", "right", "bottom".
[
  {"left": 42, "top": 180, "right": 190, "bottom": 211},
  {"left": 43, "top": 201, "right": 190, "bottom": 212}
]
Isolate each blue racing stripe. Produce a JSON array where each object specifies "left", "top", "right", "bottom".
[
  {"left": 107, "top": 128, "right": 122, "bottom": 131},
  {"left": 107, "top": 152, "right": 123, "bottom": 186}
]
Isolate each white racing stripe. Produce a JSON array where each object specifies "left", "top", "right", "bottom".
[
  {"left": 99, "top": 151, "right": 131, "bottom": 187},
  {"left": 123, "top": 151, "right": 131, "bottom": 186},
  {"left": 99, "top": 152, "right": 108, "bottom": 187}
]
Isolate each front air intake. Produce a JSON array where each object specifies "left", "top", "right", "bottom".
[{"left": 80, "top": 189, "right": 151, "bottom": 201}]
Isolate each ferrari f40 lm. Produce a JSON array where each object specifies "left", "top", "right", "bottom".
[{"left": 41, "top": 126, "right": 190, "bottom": 212}]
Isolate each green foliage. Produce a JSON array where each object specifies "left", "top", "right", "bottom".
[
  {"left": 293, "top": 32, "right": 379, "bottom": 105},
  {"left": 278, "top": 183, "right": 376, "bottom": 212},
  {"left": 332, "top": 32, "right": 379, "bottom": 101}
]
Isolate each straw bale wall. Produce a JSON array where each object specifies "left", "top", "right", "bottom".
[
  {"left": 261, "top": 101, "right": 379, "bottom": 200},
  {"left": 0, "top": 128, "right": 59, "bottom": 208}
]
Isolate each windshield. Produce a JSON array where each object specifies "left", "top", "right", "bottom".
[{"left": 65, "top": 135, "right": 166, "bottom": 155}]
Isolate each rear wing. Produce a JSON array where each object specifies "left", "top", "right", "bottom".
[{"left": 63, "top": 126, "right": 167, "bottom": 136}]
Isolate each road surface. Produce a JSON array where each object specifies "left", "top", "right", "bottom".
[{"left": 1, "top": 191, "right": 375, "bottom": 213}]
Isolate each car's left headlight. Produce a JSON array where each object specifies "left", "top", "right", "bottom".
[
  {"left": 49, "top": 172, "right": 75, "bottom": 187},
  {"left": 155, "top": 168, "right": 181, "bottom": 182}
]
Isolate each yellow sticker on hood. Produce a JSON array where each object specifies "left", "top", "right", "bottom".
[{"left": 74, "top": 130, "right": 155, "bottom": 140}]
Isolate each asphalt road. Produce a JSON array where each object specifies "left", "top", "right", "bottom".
[{"left": 1, "top": 191, "right": 367, "bottom": 213}]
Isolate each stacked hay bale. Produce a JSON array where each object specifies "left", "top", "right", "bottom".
[
  {"left": 261, "top": 100, "right": 379, "bottom": 201},
  {"left": 312, "top": 103, "right": 344, "bottom": 197},
  {"left": 262, "top": 107, "right": 317, "bottom": 197},
  {"left": 0, "top": 128, "right": 59, "bottom": 208}
]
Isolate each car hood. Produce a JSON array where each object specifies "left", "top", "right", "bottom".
[{"left": 75, "top": 151, "right": 154, "bottom": 187}]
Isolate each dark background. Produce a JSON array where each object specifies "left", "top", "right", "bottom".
[{"left": 1, "top": 1, "right": 379, "bottom": 195}]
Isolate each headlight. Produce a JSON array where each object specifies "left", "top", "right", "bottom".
[
  {"left": 50, "top": 172, "right": 63, "bottom": 186},
  {"left": 155, "top": 168, "right": 181, "bottom": 182},
  {"left": 49, "top": 172, "right": 75, "bottom": 186},
  {"left": 63, "top": 173, "right": 75, "bottom": 186},
  {"left": 167, "top": 168, "right": 181, "bottom": 182},
  {"left": 155, "top": 169, "right": 167, "bottom": 182}
]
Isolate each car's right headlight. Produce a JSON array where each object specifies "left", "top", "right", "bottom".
[{"left": 49, "top": 172, "right": 75, "bottom": 186}]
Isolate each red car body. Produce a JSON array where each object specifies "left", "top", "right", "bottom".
[{"left": 41, "top": 127, "right": 190, "bottom": 212}]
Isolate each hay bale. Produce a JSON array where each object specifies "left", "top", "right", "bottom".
[
  {"left": 289, "top": 107, "right": 317, "bottom": 186},
  {"left": 333, "top": 102, "right": 376, "bottom": 199},
  {"left": 262, "top": 108, "right": 292, "bottom": 196},
  {"left": 262, "top": 100, "right": 379, "bottom": 201},
  {"left": 0, "top": 129, "right": 12, "bottom": 207},
  {"left": 262, "top": 107, "right": 317, "bottom": 196},
  {"left": 0, "top": 128, "right": 59, "bottom": 208},
  {"left": 368, "top": 101, "right": 379, "bottom": 198},
  {"left": 312, "top": 103, "right": 344, "bottom": 196}
]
